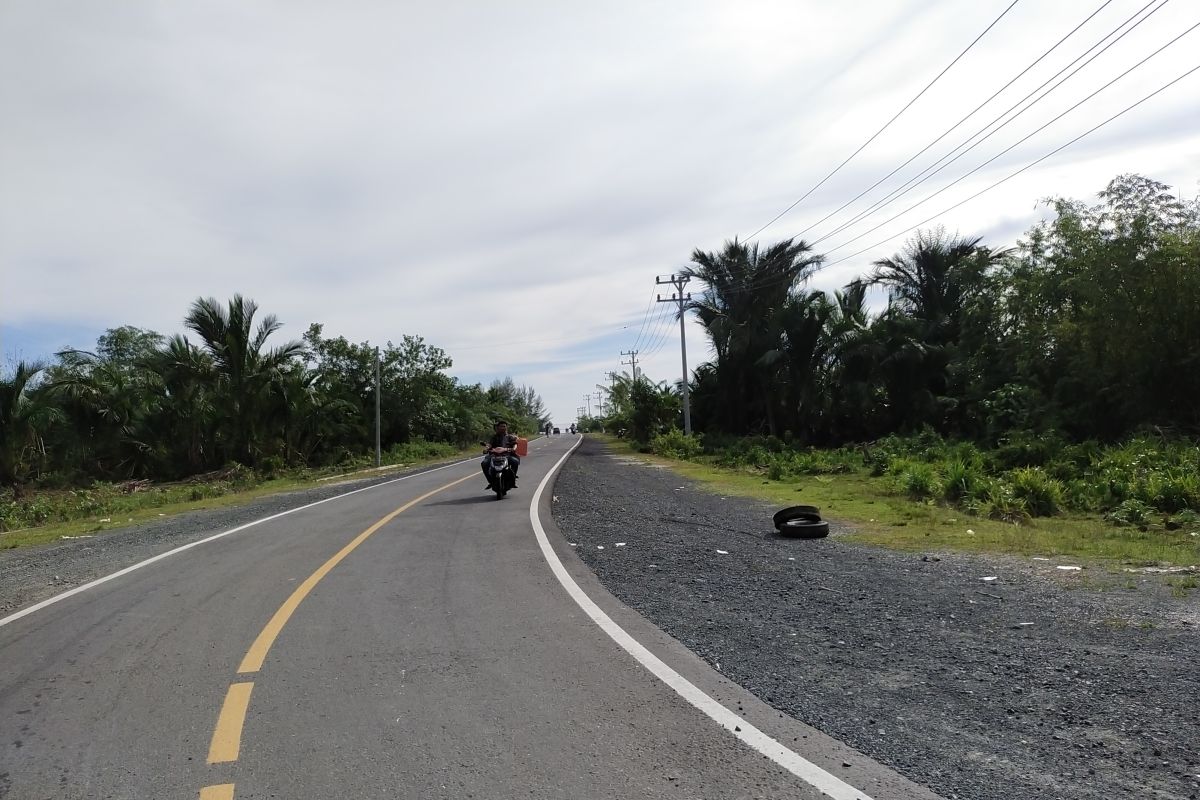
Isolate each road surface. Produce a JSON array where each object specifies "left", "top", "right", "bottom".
[{"left": 0, "top": 436, "right": 938, "bottom": 799}]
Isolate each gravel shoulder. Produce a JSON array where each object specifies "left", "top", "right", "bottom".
[
  {"left": 551, "top": 437, "right": 1200, "bottom": 800},
  {"left": 0, "top": 458, "right": 472, "bottom": 617}
]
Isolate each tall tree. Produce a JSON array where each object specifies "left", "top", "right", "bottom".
[
  {"left": 184, "top": 295, "right": 305, "bottom": 465},
  {"left": 0, "top": 362, "right": 60, "bottom": 487},
  {"left": 684, "top": 237, "right": 823, "bottom": 434}
]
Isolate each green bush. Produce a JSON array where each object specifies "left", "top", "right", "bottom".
[
  {"left": 386, "top": 439, "right": 460, "bottom": 464},
  {"left": 942, "top": 458, "right": 984, "bottom": 503},
  {"left": 1007, "top": 467, "right": 1064, "bottom": 516},
  {"left": 650, "top": 429, "right": 703, "bottom": 460},
  {"left": 982, "top": 479, "right": 1030, "bottom": 524},
  {"left": 257, "top": 455, "right": 287, "bottom": 479},
  {"left": 993, "top": 430, "right": 1065, "bottom": 469},
  {"left": 1106, "top": 498, "right": 1154, "bottom": 527},
  {"left": 896, "top": 461, "right": 940, "bottom": 500},
  {"left": 1138, "top": 469, "right": 1200, "bottom": 513}
]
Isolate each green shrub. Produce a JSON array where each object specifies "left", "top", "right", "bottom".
[
  {"left": 1106, "top": 498, "right": 1154, "bottom": 527},
  {"left": 896, "top": 462, "right": 940, "bottom": 500},
  {"left": 1062, "top": 479, "right": 1101, "bottom": 512},
  {"left": 1008, "top": 467, "right": 1064, "bottom": 516},
  {"left": 942, "top": 458, "right": 984, "bottom": 503},
  {"left": 257, "top": 455, "right": 287, "bottom": 479},
  {"left": 982, "top": 479, "right": 1030, "bottom": 524},
  {"left": 649, "top": 429, "right": 703, "bottom": 460},
  {"left": 994, "top": 430, "right": 1065, "bottom": 469},
  {"left": 1138, "top": 469, "right": 1200, "bottom": 513},
  {"left": 1169, "top": 509, "right": 1200, "bottom": 530}
]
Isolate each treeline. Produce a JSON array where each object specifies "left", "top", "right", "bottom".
[
  {"left": 1, "top": 297, "right": 548, "bottom": 488},
  {"left": 592, "top": 174, "right": 1200, "bottom": 446}
]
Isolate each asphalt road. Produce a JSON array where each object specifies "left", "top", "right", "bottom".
[{"left": 0, "top": 436, "right": 939, "bottom": 800}]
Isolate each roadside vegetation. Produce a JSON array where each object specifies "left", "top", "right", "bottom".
[
  {"left": 1, "top": 298, "right": 549, "bottom": 544},
  {"left": 581, "top": 174, "right": 1200, "bottom": 569}
]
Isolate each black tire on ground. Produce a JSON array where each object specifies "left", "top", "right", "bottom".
[
  {"left": 777, "top": 518, "right": 829, "bottom": 538},
  {"left": 772, "top": 505, "right": 822, "bottom": 528}
]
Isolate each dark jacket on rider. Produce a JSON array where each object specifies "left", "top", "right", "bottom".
[{"left": 488, "top": 432, "right": 519, "bottom": 451}]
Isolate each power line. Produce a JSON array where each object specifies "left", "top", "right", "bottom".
[
  {"left": 628, "top": 286, "right": 658, "bottom": 351},
  {"left": 822, "top": 60, "right": 1200, "bottom": 269},
  {"left": 792, "top": 0, "right": 1116, "bottom": 242},
  {"left": 812, "top": 0, "right": 1171, "bottom": 247},
  {"left": 820, "top": 17, "right": 1200, "bottom": 256},
  {"left": 642, "top": 303, "right": 681, "bottom": 358},
  {"left": 638, "top": 302, "right": 677, "bottom": 358},
  {"left": 743, "top": 0, "right": 1022, "bottom": 242}
]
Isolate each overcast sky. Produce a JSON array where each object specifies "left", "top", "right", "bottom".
[{"left": 3, "top": 0, "right": 1198, "bottom": 425}]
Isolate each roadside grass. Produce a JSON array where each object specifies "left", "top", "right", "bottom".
[
  {"left": 0, "top": 444, "right": 479, "bottom": 551},
  {"left": 594, "top": 435, "right": 1200, "bottom": 568}
]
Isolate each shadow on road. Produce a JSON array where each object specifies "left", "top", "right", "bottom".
[{"left": 425, "top": 494, "right": 503, "bottom": 507}]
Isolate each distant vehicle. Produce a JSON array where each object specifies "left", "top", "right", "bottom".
[{"left": 553, "top": 427, "right": 560, "bottom": 434}]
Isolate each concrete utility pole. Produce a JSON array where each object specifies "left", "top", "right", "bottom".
[
  {"left": 374, "top": 347, "right": 382, "bottom": 467},
  {"left": 584, "top": 394, "right": 592, "bottom": 417},
  {"left": 620, "top": 350, "right": 639, "bottom": 383},
  {"left": 656, "top": 274, "right": 692, "bottom": 436},
  {"left": 595, "top": 384, "right": 609, "bottom": 416}
]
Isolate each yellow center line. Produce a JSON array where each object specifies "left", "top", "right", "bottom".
[
  {"left": 236, "top": 472, "right": 474, "bottom": 673},
  {"left": 197, "top": 470, "right": 477, "bottom": 798},
  {"left": 207, "top": 682, "right": 254, "bottom": 764}
]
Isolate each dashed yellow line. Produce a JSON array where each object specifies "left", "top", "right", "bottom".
[
  {"left": 207, "top": 682, "right": 254, "bottom": 764},
  {"left": 199, "top": 471, "right": 475, "bottom": 797}
]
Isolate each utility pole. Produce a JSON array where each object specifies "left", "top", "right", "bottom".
[
  {"left": 595, "top": 384, "right": 609, "bottom": 416},
  {"left": 374, "top": 347, "right": 382, "bottom": 467},
  {"left": 620, "top": 350, "right": 639, "bottom": 383},
  {"left": 584, "top": 394, "right": 592, "bottom": 417},
  {"left": 656, "top": 273, "right": 692, "bottom": 435}
]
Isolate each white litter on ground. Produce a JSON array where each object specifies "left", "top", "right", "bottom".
[
  {"left": 597, "top": 545, "right": 605, "bottom": 550},
  {"left": 1056, "top": 565, "right": 1082, "bottom": 571},
  {"left": 716, "top": 549, "right": 729, "bottom": 555},
  {"left": 615, "top": 542, "right": 627, "bottom": 547},
  {"left": 981, "top": 576, "right": 998, "bottom": 582},
  {"left": 1032, "top": 557, "right": 1050, "bottom": 561}
]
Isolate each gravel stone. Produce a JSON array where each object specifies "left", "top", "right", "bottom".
[{"left": 552, "top": 438, "right": 1200, "bottom": 800}]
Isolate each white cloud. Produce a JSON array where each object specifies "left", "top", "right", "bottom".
[{"left": 3, "top": 0, "right": 1198, "bottom": 423}]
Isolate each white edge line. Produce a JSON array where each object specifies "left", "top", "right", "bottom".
[
  {"left": 528, "top": 436, "right": 874, "bottom": 800},
  {"left": 0, "top": 454, "right": 483, "bottom": 629}
]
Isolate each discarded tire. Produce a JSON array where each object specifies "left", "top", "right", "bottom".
[
  {"left": 773, "top": 505, "right": 830, "bottom": 538},
  {"left": 777, "top": 518, "right": 830, "bottom": 538},
  {"left": 772, "top": 505, "right": 821, "bottom": 527}
]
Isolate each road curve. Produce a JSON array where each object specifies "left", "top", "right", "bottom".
[{"left": 0, "top": 435, "right": 938, "bottom": 799}]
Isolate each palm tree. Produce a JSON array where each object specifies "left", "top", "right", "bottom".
[
  {"left": 184, "top": 295, "right": 305, "bottom": 465},
  {"left": 684, "top": 237, "right": 823, "bottom": 434},
  {"left": 143, "top": 334, "right": 218, "bottom": 474},
  {"left": 870, "top": 228, "right": 1006, "bottom": 344},
  {"left": 0, "top": 362, "right": 61, "bottom": 488},
  {"left": 49, "top": 348, "right": 160, "bottom": 477},
  {"left": 870, "top": 230, "right": 1008, "bottom": 431}
]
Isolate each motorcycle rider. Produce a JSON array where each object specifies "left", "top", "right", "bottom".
[{"left": 482, "top": 420, "right": 520, "bottom": 489}]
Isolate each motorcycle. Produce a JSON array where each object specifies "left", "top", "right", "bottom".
[{"left": 482, "top": 445, "right": 516, "bottom": 499}]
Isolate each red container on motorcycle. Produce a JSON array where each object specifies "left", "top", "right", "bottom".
[{"left": 515, "top": 437, "right": 529, "bottom": 457}]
